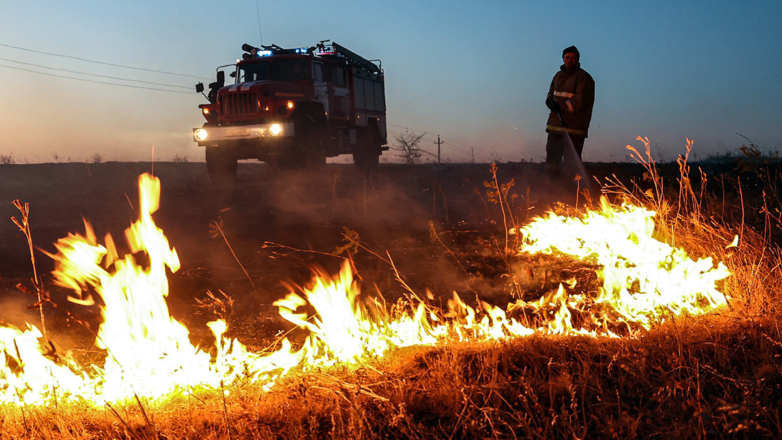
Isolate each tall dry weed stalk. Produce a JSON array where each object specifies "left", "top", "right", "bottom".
[
  {"left": 484, "top": 163, "right": 518, "bottom": 255},
  {"left": 209, "top": 216, "right": 255, "bottom": 288},
  {"left": 11, "top": 200, "right": 48, "bottom": 343}
]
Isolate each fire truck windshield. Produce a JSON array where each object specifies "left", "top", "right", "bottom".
[
  {"left": 239, "top": 61, "right": 270, "bottom": 82},
  {"left": 238, "top": 58, "right": 311, "bottom": 83}
]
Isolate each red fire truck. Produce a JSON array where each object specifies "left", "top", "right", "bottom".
[{"left": 193, "top": 41, "right": 388, "bottom": 182}]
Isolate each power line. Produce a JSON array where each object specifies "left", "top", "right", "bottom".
[
  {"left": 388, "top": 123, "right": 429, "bottom": 134},
  {"left": 0, "top": 42, "right": 205, "bottom": 80},
  {"left": 387, "top": 122, "right": 494, "bottom": 155},
  {"left": 440, "top": 135, "right": 494, "bottom": 155},
  {"left": 0, "top": 63, "right": 192, "bottom": 94},
  {"left": 437, "top": 140, "right": 472, "bottom": 155},
  {"left": 0, "top": 57, "right": 191, "bottom": 90},
  {"left": 387, "top": 128, "right": 471, "bottom": 156}
]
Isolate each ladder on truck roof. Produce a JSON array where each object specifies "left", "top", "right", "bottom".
[{"left": 324, "top": 42, "right": 381, "bottom": 74}]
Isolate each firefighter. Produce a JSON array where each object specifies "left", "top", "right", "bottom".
[{"left": 544, "top": 46, "right": 595, "bottom": 178}]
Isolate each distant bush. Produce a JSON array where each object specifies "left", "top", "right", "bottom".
[{"left": 0, "top": 152, "right": 15, "bottom": 164}]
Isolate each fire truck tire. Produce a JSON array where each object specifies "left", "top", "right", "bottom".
[
  {"left": 285, "top": 111, "right": 327, "bottom": 169},
  {"left": 353, "top": 129, "right": 381, "bottom": 169},
  {"left": 205, "top": 147, "right": 238, "bottom": 185}
]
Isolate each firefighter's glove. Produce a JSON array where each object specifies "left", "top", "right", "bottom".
[{"left": 545, "top": 96, "right": 561, "bottom": 114}]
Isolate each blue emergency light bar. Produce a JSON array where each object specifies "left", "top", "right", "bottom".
[
  {"left": 242, "top": 43, "right": 312, "bottom": 58},
  {"left": 240, "top": 42, "right": 379, "bottom": 74}
]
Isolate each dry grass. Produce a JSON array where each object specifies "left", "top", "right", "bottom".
[
  {"left": 3, "top": 143, "right": 782, "bottom": 439},
  {"left": 4, "top": 321, "right": 781, "bottom": 439}
]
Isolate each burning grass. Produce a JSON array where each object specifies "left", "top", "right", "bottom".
[
  {"left": 2, "top": 138, "right": 782, "bottom": 438},
  {"left": 3, "top": 321, "right": 781, "bottom": 438}
]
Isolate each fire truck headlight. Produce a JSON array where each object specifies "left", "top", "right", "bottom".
[
  {"left": 194, "top": 128, "right": 209, "bottom": 141},
  {"left": 269, "top": 123, "right": 283, "bottom": 136}
]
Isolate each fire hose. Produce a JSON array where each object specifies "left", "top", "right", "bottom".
[{"left": 547, "top": 97, "right": 588, "bottom": 183}]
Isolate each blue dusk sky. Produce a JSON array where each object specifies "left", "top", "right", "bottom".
[{"left": 0, "top": 1, "right": 779, "bottom": 163}]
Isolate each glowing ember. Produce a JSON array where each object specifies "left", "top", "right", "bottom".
[{"left": 0, "top": 174, "right": 731, "bottom": 407}]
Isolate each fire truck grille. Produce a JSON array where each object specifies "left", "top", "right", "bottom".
[{"left": 220, "top": 92, "right": 258, "bottom": 116}]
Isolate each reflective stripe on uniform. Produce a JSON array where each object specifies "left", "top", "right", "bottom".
[{"left": 553, "top": 91, "right": 575, "bottom": 98}]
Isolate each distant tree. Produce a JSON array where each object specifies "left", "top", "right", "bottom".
[
  {"left": 172, "top": 154, "right": 189, "bottom": 163},
  {"left": 393, "top": 129, "right": 427, "bottom": 164},
  {"left": 91, "top": 153, "right": 102, "bottom": 164}
]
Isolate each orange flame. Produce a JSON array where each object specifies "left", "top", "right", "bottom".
[
  {"left": 0, "top": 175, "right": 731, "bottom": 406},
  {"left": 518, "top": 197, "right": 731, "bottom": 333}
]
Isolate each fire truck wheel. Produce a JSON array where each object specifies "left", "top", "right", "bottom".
[
  {"left": 290, "top": 111, "right": 327, "bottom": 168},
  {"left": 205, "top": 147, "right": 238, "bottom": 186},
  {"left": 353, "top": 129, "right": 381, "bottom": 169}
]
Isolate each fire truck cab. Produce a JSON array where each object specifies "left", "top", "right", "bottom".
[{"left": 193, "top": 41, "right": 387, "bottom": 183}]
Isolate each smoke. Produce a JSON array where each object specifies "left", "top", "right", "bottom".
[
  {"left": 194, "top": 163, "right": 563, "bottom": 305},
  {"left": 0, "top": 160, "right": 588, "bottom": 340}
]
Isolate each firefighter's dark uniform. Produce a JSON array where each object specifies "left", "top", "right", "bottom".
[{"left": 545, "top": 62, "right": 595, "bottom": 177}]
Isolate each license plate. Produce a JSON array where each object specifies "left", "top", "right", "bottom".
[{"left": 225, "top": 129, "right": 249, "bottom": 137}]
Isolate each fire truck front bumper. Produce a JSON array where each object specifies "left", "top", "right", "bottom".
[{"left": 192, "top": 122, "right": 295, "bottom": 146}]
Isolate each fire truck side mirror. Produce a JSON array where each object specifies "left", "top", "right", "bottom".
[
  {"left": 195, "top": 82, "right": 204, "bottom": 94},
  {"left": 216, "top": 71, "right": 225, "bottom": 86}
]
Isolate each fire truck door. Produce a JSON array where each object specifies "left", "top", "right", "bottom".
[
  {"left": 330, "top": 64, "right": 349, "bottom": 121},
  {"left": 312, "top": 62, "right": 330, "bottom": 115}
]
